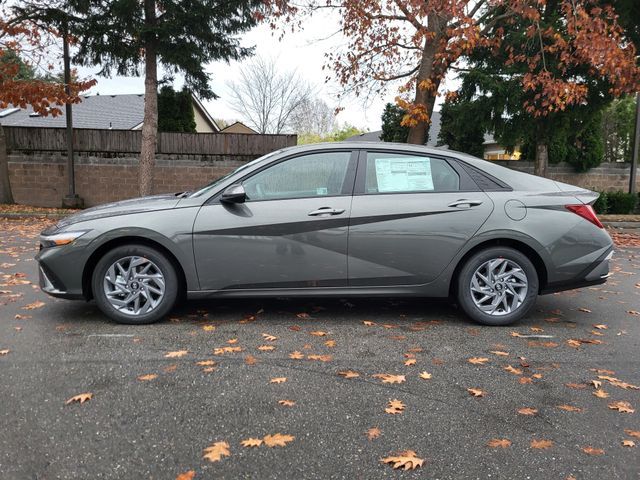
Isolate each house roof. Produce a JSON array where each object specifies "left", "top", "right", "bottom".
[
  {"left": 0, "top": 93, "right": 219, "bottom": 132},
  {"left": 220, "top": 121, "right": 258, "bottom": 134}
]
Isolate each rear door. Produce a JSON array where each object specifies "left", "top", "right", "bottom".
[
  {"left": 348, "top": 150, "right": 493, "bottom": 286},
  {"left": 193, "top": 150, "right": 357, "bottom": 291}
]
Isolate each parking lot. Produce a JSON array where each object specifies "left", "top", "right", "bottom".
[{"left": 1, "top": 218, "right": 639, "bottom": 479}]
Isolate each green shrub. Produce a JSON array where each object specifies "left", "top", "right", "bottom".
[
  {"left": 606, "top": 191, "right": 638, "bottom": 214},
  {"left": 592, "top": 191, "right": 608, "bottom": 214}
]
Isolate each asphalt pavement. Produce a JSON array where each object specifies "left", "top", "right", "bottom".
[{"left": 1, "top": 218, "right": 639, "bottom": 480}]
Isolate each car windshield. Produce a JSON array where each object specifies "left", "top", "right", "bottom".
[{"left": 188, "top": 150, "right": 282, "bottom": 197}]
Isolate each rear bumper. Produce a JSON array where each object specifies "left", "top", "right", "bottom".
[{"left": 541, "top": 248, "right": 613, "bottom": 295}]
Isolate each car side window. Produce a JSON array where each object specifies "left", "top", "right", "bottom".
[
  {"left": 242, "top": 151, "right": 352, "bottom": 201},
  {"left": 364, "top": 152, "right": 460, "bottom": 194}
]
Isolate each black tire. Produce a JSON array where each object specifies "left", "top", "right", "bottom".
[
  {"left": 92, "top": 244, "right": 179, "bottom": 325},
  {"left": 456, "top": 247, "right": 538, "bottom": 326}
]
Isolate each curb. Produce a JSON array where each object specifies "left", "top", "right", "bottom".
[
  {"left": 0, "top": 213, "right": 67, "bottom": 220},
  {"left": 603, "top": 221, "right": 640, "bottom": 229}
]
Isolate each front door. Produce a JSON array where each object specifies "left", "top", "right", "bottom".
[
  {"left": 348, "top": 150, "right": 493, "bottom": 286},
  {"left": 193, "top": 150, "right": 356, "bottom": 291}
]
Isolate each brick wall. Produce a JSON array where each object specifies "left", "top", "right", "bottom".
[
  {"left": 8, "top": 152, "right": 245, "bottom": 207},
  {"left": 7, "top": 153, "right": 639, "bottom": 208}
]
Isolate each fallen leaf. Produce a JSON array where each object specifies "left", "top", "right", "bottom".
[
  {"left": 257, "top": 345, "right": 275, "bottom": 351},
  {"left": 227, "top": 338, "right": 238, "bottom": 344},
  {"left": 363, "top": 321, "right": 375, "bottom": 326},
  {"left": 385, "top": 399, "right": 405, "bottom": 414},
  {"left": 289, "top": 351, "right": 304, "bottom": 360},
  {"left": 367, "top": 427, "right": 381, "bottom": 440},
  {"left": 468, "top": 357, "right": 489, "bottom": 365},
  {"left": 593, "top": 389, "right": 610, "bottom": 398},
  {"left": 196, "top": 360, "right": 215, "bottom": 366},
  {"left": 241, "top": 438, "right": 263, "bottom": 448},
  {"left": 263, "top": 433, "right": 294, "bottom": 447},
  {"left": 270, "top": 377, "right": 287, "bottom": 384},
  {"left": 165, "top": 350, "right": 188, "bottom": 358},
  {"left": 581, "top": 446, "right": 605, "bottom": 456},
  {"left": 419, "top": 371, "right": 432, "bottom": 380},
  {"left": 202, "top": 325, "right": 215, "bottom": 332},
  {"left": 296, "top": 312, "right": 310, "bottom": 319},
  {"left": 163, "top": 364, "right": 177, "bottom": 373},
  {"left": 337, "top": 370, "right": 360, "bottom": 379},
  {"left": 213, "top": 346, "right": 242, "bottom": 355},
  {"left": 490, "top": 350, "right": 509, "bottom": 356},
  {"left": 381, "top": 450, "right": 424, "bottom": 471},
  {"left": 307, "top": 354, "right": 332, "bottom": 362},
  {"left": 591, "top": 380, "right": 602, "bottom": 389},
  {"left": 622, "top": 439, "right": 636, "bottom": 448},
  {"left": 608, "top": 401, "right": 634, "bottom": 413},
  {"left": 404, "top": 359, "right": 417, "bottom": 366},
  {"left": 373, "top": 373, "right": 406, "bottom": 384},
  {"left": 593, "top": 324, "right": 608, "bottom": 330},
  {"left": 278, "top": 399, "right": 295, "bottom": 407},
  {"left": 176, "top": 471, "right": 195, "bottom": 480},
  {"left": 137, "top": 374, "right": 158, "bottom": 381},
  {"left": 244, "top": 355, "right": 257, "bottom": 365},
  {"left": 467, "top": 388, "right": 485, "bottom": 397},
  {"left": 203, "top": 441, "right": 230, "bottom": 462},
  {"left": 625, "top": 429, "right": 640, "bottom": 438},
  {"left": 0, "top": 349, "right": 9, "bottom": 356},
  {"left": 487, "top": 438, "right": 511, "bottom": 448},
  {"left": 557, "top": 404, "right": 583, "bottom": 412},
  {"left": 518, "top": 407, "right": 538, "bottom": 416},
  {"left": 65, "top": 393, "right": 92, "bottom": 405},
  {"left": 262, "top": 334, "right": 277, "bottom": 341},
  {"left": 504, "top": 365, "right": 523, "bottom": 375},
  {"left": 578, "top": 307, "right": 591, "bottom": 313},
  {"left": 22, "top": 300, "right": 45, "bottom": 310},
  {"left": 530, "top": 439, "right": 553, "bottom": 449},
  {"left": 324, "top": 339, "right": 336, "bottom": 348},
  {"left": 309, "top": 331, "right": 327, "bottom": 337}
]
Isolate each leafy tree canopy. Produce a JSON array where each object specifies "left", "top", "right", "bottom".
[
  {"left": 157, "top": 85, "right": 196, "bottom": 133},
  {"left": 380, "top": 103, "right": 409, "bottom": 143}
]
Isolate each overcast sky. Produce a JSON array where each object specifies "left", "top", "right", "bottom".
[{"left": 75, "top": 10, "right": 453, "bottom": 132}]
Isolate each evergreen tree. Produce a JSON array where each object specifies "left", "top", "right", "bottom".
[
  {"left": 158, "top": 86, "right": 196, "bottom": 133},
  {"left": 380, "top": 103, "right": 409, "bottom": 143}
]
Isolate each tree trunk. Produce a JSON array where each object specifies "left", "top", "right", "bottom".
[
  {"left": 0, "top": 123, "right": 15, "bottom": 204},
  {"left": 406, "top": 14, "right": 446, "bottom": 145},
  {"left": 535, "top": 142, "right": 549, "bottom": 178},
  {"left": 139, "top": 0, "right": 158, "bottom": 197}
]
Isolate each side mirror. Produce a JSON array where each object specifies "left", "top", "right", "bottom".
[{"left": 221, "top": 184, "right": 247, "bottom": 204}]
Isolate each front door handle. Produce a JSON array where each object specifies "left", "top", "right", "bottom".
[
  {"left": 308, "top": 207, "right": 346, "bottom": 216},
  {"left": 448, "top": 199, "right": 483, "bottom": 208}
]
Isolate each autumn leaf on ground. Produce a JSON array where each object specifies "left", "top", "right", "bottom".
[
  {"left": 203, "top": 441, "right": 230, "bottom": 462},
  {"left": 608, "top": 401, "right": 634, "bottom": 413},
  {"left": 519, "top": 377, "right": 533, "bottom": 384},
  {"left": 245, "top": 355, "right": 257, "bottom": 365},
  {"left": 324, "top": 339, "right": 336, "bottom": 348},
  {"left": 307, "top": 354, "right": 332, "bottom": 362},
  {"left": 404, "top": 359, "right": 417, "bottom": 366},
  {"left": 367, "top": 427, "right": 381, "bottom": 440},
  {"left": 270, "top": 377, "right": 287, "bottom": 384},
  {"left": 625, "top": 429, "right": 640, "bottom": 438},
  {"left": 176, "top": 471, "right": 195, "bottom": 480},
  {"left": 530, "top": 439, "right": 553, "bottom": 449},
  {"left": 578, "top": 307, "right": 591, "bottom": 313},
  {"left": 593, "top": 389, "right": 610, "bottom": 398},
  {"left": 289, "top": 351, "right": 304, "bottom": 360},
  {"left": 202, "top": 325, "right": 215, "bottom": 332},
  {"left": 278, "top": 399, "right": 295, "bottom": 407},
  {"left": 467, "top": 388, "right": 485, "bottom": 398},
  {"left": 338, "top": 370, "right": 360, "bottom": 379},
  {"left": 487, "top": 438, "right": 511, "bottom": 448},
  {"left": 164, "top": 364, "right": 178, "bottom": 373},
  {"left": 262, "top": 333, "right": 277, "bottom": 341},
  {"left": 557, "top": 405, "right": 583, "bottom": 412},
  {"left": 381, "top": 450, "right": 424, "bottom": 471},
  {"left": 165, "top": 350, "right": 188, "bottom": 358},
  {"left": 622, "top": 439, "right": 636, "bottom": 447},
  {"left": 518, "top": 407, "right": 538, "bottom": 416},
  {"left": 490, "top": 350, "right": 509, "bottom": 356},
  {"left": 363, "top": 321, "right": 375, "bottom": 326},
  {"left": 65, "top": 393, "right": 92, "bottom": 405},
  {"left": 196, "top": 360, "right": 215, "bottom": 366},
  {"left": 257, "top": 345, "right": 275, "bottom": 351},
  {"left": 593, "top": 324, "right": 608, "bottom": 330},
  {"left": 373, "top": 373, "right": 406, "bottom": 384},
  {"left": 213, "top": 346, "right": 242, "bottom": 355},
  {"left": 385, "top": 399, "right": 405, "bottom": 414},
  {"left": 137, "top": 374, "right": 158, "bottom": 381},
  {"left": 263, "top": 433, "right": 294, "bottom": 447},
  {"left": 504, "top": 365, "right": 523, "bottom": 375},
  {"left": 22, "top": 300, "right": 45, "bottom": 310},
  {"left": 419, "top": 371, "right": 432, "bottom": 380},
  {"left": 309, "top": 330, "right": 327, "bottom": 336},
  {"left": 241, "top": 438, "right": 263, "bottom": 448},
  {"left": 0, "top": 349, "right": 9, "bottom": 356},
  {"left": 468, "top": 357, "right": 489, "bottom": 365},
  {"left": 296, "top": 312, "right": 310, "bottom": 319},
  {"left": 227, "top": 338, "right": 238, "bottom": 344},
  {"left": 582, "top": 446, "right": 605, "bottom": 455},
  {"left": 591, "top": 380, "right": 602, "bottom": 389},
  {"left": 510, "top": 332, "right": 524, "bottom": 338}
]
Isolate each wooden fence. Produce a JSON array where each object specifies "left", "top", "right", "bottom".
[{"left": 3, "top": 126, "right": 297, "bottom": 156}]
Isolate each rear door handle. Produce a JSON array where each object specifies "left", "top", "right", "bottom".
[
  {"left": 308, "top": 207, "right": 346, "bottom": 216},
  {"left": 448, "top": 199, "right": 483, "bottom": 208}
]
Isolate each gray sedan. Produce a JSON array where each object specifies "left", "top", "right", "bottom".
[{"left": 36, "top": 142, "right": 613, "bottom": 325}]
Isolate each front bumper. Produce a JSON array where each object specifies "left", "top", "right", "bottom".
[
  {"left": 36, "top": 244, "right": 87, "bottom": 300},
  {"left": 541, "top": 248, "right": 613, "bottom": 295}
]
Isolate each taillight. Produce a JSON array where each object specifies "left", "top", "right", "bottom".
[{"left": 565, "top": 204, "right": 604, "bottom": 229}]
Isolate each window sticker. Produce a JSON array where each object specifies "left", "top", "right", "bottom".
[{"left": 374, "top": 157, "right": 434, "bottom": 192}]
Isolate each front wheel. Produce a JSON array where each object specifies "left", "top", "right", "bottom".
[
  {"left": 92, "top": 244, "right": 179, "bottom": 325},
  {"left": 456, "top": 247, "right": 538, "bottom": 326}
]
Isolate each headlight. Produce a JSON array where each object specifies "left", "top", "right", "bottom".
[{"left": 40, "top": 230, "right": 89, "bottom": 248}]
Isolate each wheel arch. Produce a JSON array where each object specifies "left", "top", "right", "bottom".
[
  {"left": 82, "top": 236, "right": 188, "bottom": 301},
  {"left": 449, "top": 238, "right": 548, "bottom": 297}
]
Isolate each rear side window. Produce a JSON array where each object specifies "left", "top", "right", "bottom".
[{"left": 364, "top": 152, "right": 460, "bottom": 194}]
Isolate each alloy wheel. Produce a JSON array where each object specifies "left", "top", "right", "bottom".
[{"left": 470, "top": 258, "right": 528, "bottom": 316}]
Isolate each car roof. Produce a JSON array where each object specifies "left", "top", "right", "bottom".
[{"left": 289, "top": 141, "right": 463, "bottom": 157}]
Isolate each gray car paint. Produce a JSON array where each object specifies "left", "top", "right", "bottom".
[{"left": 36, "top": 142, "right": 613, "bottom": 303}]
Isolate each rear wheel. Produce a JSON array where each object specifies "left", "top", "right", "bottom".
[
  {"left": 92, "top": 244, "right": 178, "bottom": 324},
  {"left": 456, "top": 247, "right": 538, "bottom": 326}
]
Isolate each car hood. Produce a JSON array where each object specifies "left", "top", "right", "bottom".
[{"left": 49, "top": 193, "right": 183, "bottom": 232}]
